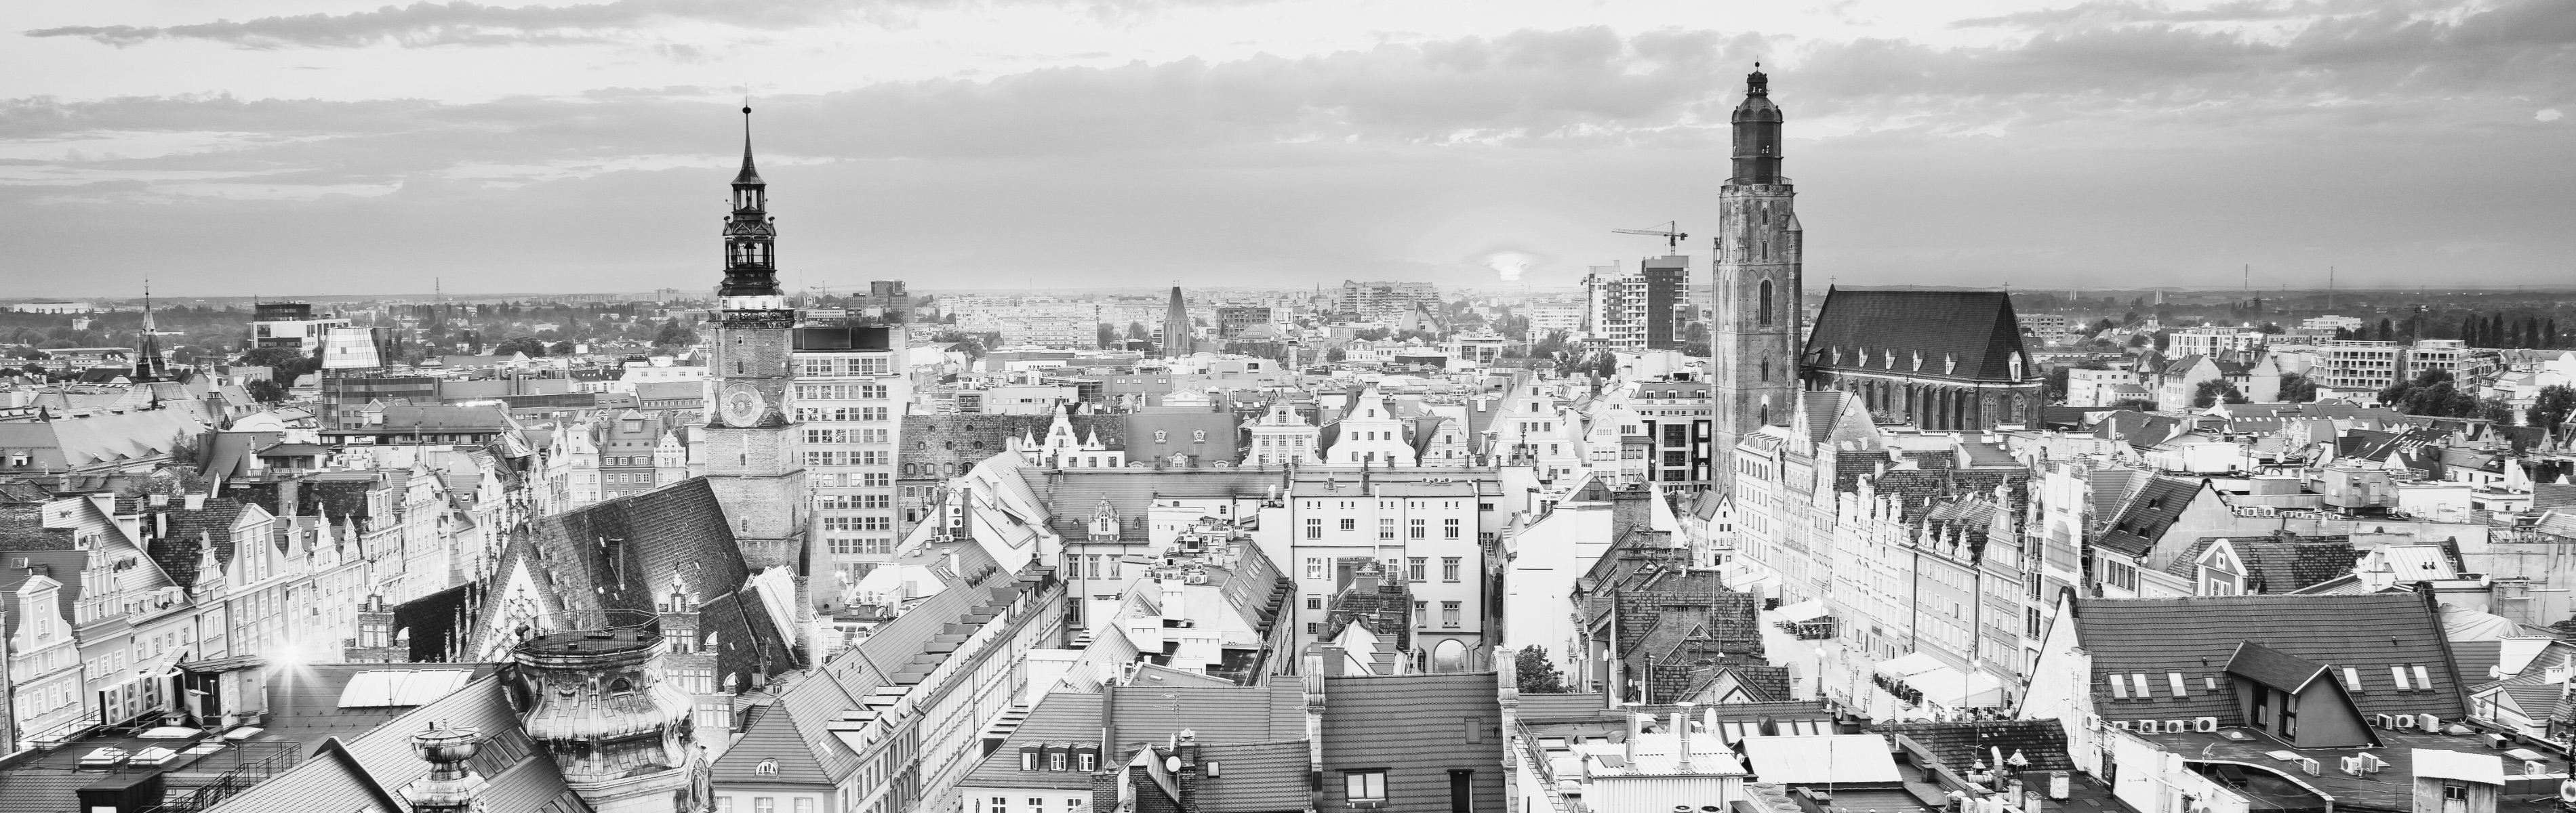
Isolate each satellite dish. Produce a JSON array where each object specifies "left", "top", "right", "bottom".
[
  {"left": 1165, "top": 756, "right": 1184, "bottom": 772},
  {"left": 2557, "top": 779, "right": 2576, "bottom": 804}
]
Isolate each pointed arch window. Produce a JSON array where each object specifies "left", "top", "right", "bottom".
[{"left": 1758, "top": 280, "right": 1774, "bottom": 327}]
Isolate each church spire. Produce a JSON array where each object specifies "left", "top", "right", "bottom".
[
  {"left": 717, "top": 103, "right": 782, "bottom": 301},
  {"left": 134, "top": 276, "right": 167, "bottom": 383}
]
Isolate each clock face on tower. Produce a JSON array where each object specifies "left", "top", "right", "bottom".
[{"left": 720, "top": 382, "right": 765, "bottom": 427}]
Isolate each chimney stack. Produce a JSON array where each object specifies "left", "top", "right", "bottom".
[
  {"left": 1626, "top": 706, "right": 1647, "bottom": 764},
  {"left": 1674, "top": 701, "right": 1695, "bottom": 773}
]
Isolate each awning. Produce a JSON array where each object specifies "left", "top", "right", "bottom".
[
  {"left": 180, "top": 654, "right": 268, "bottom": 674},
  {"left": 1874, "top": 652, "right": 1946, "bottom": 679},
  {"left": 1771, "top": 599, "right": 1827, "bottom": 623},
  {"left": 1909, "top": 666, "right": 2008, "bottom": 709}
]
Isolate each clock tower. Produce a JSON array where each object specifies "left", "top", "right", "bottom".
[
  {"left": 703, "top": 106, "right": 811, "bottom": 581},
  {"left": 1711, "top": 66, "right": 1803, "bottom": 492}
]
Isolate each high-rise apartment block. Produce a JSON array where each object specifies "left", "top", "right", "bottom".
[
  {"left": 1584, "top": 257, "right": 1691, "bottom": 350},
  {"left": 1337, "top": 280, "right": 1440, "bottom": 321},
  {"left": 792, "top": 325, "right": 909, "bottom": 585}
]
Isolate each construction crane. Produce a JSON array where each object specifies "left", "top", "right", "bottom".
[{"left": 1611, "top": 221, "right": 1689, "bottom": 253}]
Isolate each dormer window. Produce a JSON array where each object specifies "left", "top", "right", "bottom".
[{"left": 754, "top": 758, "right": 779, "bottom": 776}]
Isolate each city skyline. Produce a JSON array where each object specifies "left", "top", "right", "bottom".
[{"left": 3, "top": 0, "right": 2570, "bottom": 296}]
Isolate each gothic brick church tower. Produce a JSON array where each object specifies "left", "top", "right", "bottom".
[
  {"left": 702, "top": 107, "right": 811, "bottom": 577},
  {"left": 1710, "top": 66, "right": 1804, "bottom": 488}
]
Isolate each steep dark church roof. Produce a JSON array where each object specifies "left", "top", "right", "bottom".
[{"left": 1803, "top": 289, "right": 2030, "bottom": 383}]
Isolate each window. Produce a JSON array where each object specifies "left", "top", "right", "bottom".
[
  {"left": 2132, "top": 673, "right": 2152, "bottom": 699},
  {"left": 1409, "top": 519, "right": 1426, "bottom": 539},
  {"left": 1305, "top": 558, "right": 1324, "bottom": 581},
  {"left": 2444, "top": 782, "right": 2470, "bottom": 801},
  {"left": 757, "top": 799, "right": 777, "bottom": 813},
  {"left": 2391, "top": 666, "right": 2413, "bottom": 690},
  {"left": 1444, "top": 518, "right": 1461, "bottom": 539},
  {"left": 796, "top": 801, "right": 814, "bottom": 813},
  {"left": 2168, "top": 672, "right": 2188, "bottom": 696},
  {"left": 1413, "top": 601, "right": 1428, "bottom": 628},
  {"left": 2340, "top": 667, "right": 2362, "bottom": 692},
  {"left": 1441, "top": 602, "right": 1462, "bottom": 627},
  {"left": 2413, "top": 665, "right": 2432, "bottom": 691},
  {"left": 2108, "top": 673, "right": 2128, "bottom": 699},
  {"left": 990, "top": 798, "right": 1008, "bottom": 813},
  {"left": 1050, "top": 751, "right": 1066, "bottom": 771},
  {"left": 1379, "top": 518, "right": 1396, "bottom": 540},
  {"left": 1344, "top": 770, "right": 1388, "bottom": 805},
  {"left": 1306, "top": 519, "right": 1323, "bottom": 539},
  {"left": 1340, "top": 518, "right": 1356, "bottom": 532},
  {"left": 1442, "top": 558, "right": 1461, "bottom": 582},
  {"left": 1306, "top": 596, "right": 1323, "bottom": 610},
  {"left": 1407, "top": 558, "right": 1426, "bottom": 582},
  {"left": 1758, "top": 280, "right": 1774, "bottom": 326},
  {"left": 754, "top": 759, "right": 779, "bottom": 776}
]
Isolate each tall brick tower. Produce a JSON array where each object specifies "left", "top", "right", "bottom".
[
  {"left": 703, "top": 106, "right": 810, "bottom": 577},
  {"left": 1161, "top": 285, "right": 1191, "bottom": 358},
  {"left": 1710, "top": 66, "right": 1803, "bottom": 491}
]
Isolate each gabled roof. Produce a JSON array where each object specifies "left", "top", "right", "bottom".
[
  {"left": 2226, "top": 642, "right": 2329, "bottom": 692},
  {"left": 2163, "top": 535, "right": 2359, "bottom": 594},
  {"left": 1803, "top": 289, "right": 2030, "bottom": 383},
  {"left": 2095, "top": 476, "right": 2207, "bottom": 558},
  {"left": 961, "top": 692, "right": 1106, "bottom": 790},
  {"left": 710, "top": 695, "right": 834, "bottom": 787},
  {"left": 2070, "top": 593, "right": 2466, "bottom": 724}
]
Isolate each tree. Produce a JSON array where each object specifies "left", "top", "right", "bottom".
[
  {"left": 1096, "top": 322, "right": 1119, "bottom": 348},
  {"left": 167, "top": 431, "right": 203, "bottom": 473},
  {"left": 1127, "top": 322, "right": 1148, "bottom": 340},
  {"left": 2045, "top": 367, "right": 2073, "bottom": 403},
  {"left": 548, "top": 340, "right": 576, "bottom": 356},
  {"left": 2277, "top": 372, "right": 2316, "bottom": 403},
  {"left": 931, "top": 331, "right": 990, "bottom": 359},
  {"left": 2377, "top": 318, "right": 2394, "bottom": 341},
  {"left": 492, "top": 335, "right": 548, "bottom": 357},
  {"left": 651, "top": 318, "right": 699, "bottom": 347},
  {"left": 1325, "top": 347, "right": 1348, "bottom": 362},
  {"left": 2476, "top": 397, "right": 2517, "bottom": 426},
  {"left": 2192, "top": 379, "right": 2247, "bottom": 408},
  {"left": 245, "top": 378, "right": 289, "bottom": 404},
  {"left": 2379, "top": 369, "right": 2479, "bottom": 417},
  {"left": 1514, "top": 646, "right": 1569, "bottom": 694},
  {"left": 2530, "top": 385, "right": 2576, "bottom": 431}
]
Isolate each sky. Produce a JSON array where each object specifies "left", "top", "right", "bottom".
[{"left": 2, "top": 0, "right": 2571, "bottom": 298}]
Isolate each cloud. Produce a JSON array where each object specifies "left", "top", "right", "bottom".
[
  {"left": 21, "top": 0, "right": 1266, "bottom": 49},
  {"left": 3, "top": 3, "right": 2574, "bottom": 293}
]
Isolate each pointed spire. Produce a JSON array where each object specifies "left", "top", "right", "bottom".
[{"left": 733, "top": 102, "right": 764, "bottom": 186}]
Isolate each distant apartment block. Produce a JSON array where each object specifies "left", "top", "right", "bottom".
[{"left": 1337, "top": 280, "right": 1440, "bottom": 321}]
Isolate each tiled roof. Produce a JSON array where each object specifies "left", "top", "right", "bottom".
[
  {"left": 1191, "top": 740, "right": 1314, "bottom": 812},
  {"left": 1803, "top": 290, "right": 2030, "bottom": 383},
  {"left": 709, "top": 694, "right": 834, "bottom": 787},
  {"left": 961, "top": 692, "right": 1106, "bottom": 790},
  {"left": 2225, "top": 642, "right": 2328, "bottom": 691},
  {"left": 899, "top": 414, "right": 1127, "bottom": 481},
  {"left": 2072, "top": 593, "right": 2466, "bottom": 724},
  {"left": 2094, "top": 476, "right": 2205, "bottom": 558},
  {"left": 2450, "top": 641, "right": 2504, "bottom": 682},
  {"left": 146, "top": 497, "right": 249, "bottom": 587},
  {"left": 1319, "top": 673, "right": 1503, "bottom": 810},
  {"left": 203, "top": 674, "right": 584, "bottom": 813},
  {"left": 1107, "top": 684, "right": 1304, "bottom": 750},
  {"left": 2161, "top": 535, "right": 2358, "bottom": 593},
  {"left": 0, "top": 549, "right": 86, "bottom": 638},
  {"left": 1872, "top": 720, "right": 2076, "bottom": 772}
]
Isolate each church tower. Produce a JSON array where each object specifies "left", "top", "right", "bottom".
[
  {"left": 702, "top": 106, "right": 811, "bottom": 577},
  {"left": 1710, "top": 66, "right": 1803, "bottom": 489}
]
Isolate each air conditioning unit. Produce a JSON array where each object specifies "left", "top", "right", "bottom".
[
  {"left": 2194, "top": 717, "right": 2219, "bottom": 733},
  {"left": 2421, "top": 715, "right": 2444, "bottom": 734},
  {"left": 2359, "top": 753, "right": 2384, "bottom": 772},
  {"left": 2167, "top": 720, "right": 2187, "bottom": 733},
  {"left": 2082, "top": 715, "right": 2101, "bottom": 731},
  {"left": 2528, "top": 761, "right": 2550, "bottom": 777},
  {"left": 2484, "top": 733, "right": 2511, "bottom": 749},
  {"left": 2300, "top": 757, "right": 2323, "bottom": 776},
  {"left": 2137, "top": 720, "right": 2160, "bottom": 734},
  {"left": 2373, "top": 714, "right": 2395, "bottom": 729},
  {"left": 2340, "top": 757, "right": 2364, "bottom": 775},
  {"left": 2112, "top": 720, "right": 2133, "bottom": 732},
  {"left": 2392, "top": 714, "right": 2417, "bottom": 729}
]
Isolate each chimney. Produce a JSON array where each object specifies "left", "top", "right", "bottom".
[
  {"left": 1177, "top": 729, "right": 1203, "bottom": 812},
  {"left": 1626, "top": 705, "right": 1647, "bottom": 764},
  {"left": 1609, "top": 487, "right": 1651, "bottom": 540},
  {"left": 1674, "top": 701, "right": 1695, "bottom": 774},
  {"left": 1162, "top": 579, "right": 1188, "bottom": 623},
  {"left": 398, "top": 724, "right": 488, "bottom": 813},
  {"left": 182, "top": 493, "right": 205, "bottom": 511}
]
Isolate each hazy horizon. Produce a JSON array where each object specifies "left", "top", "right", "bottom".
[{"left": 5, "top": 0, "right": 2572, "bottom": 298}]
